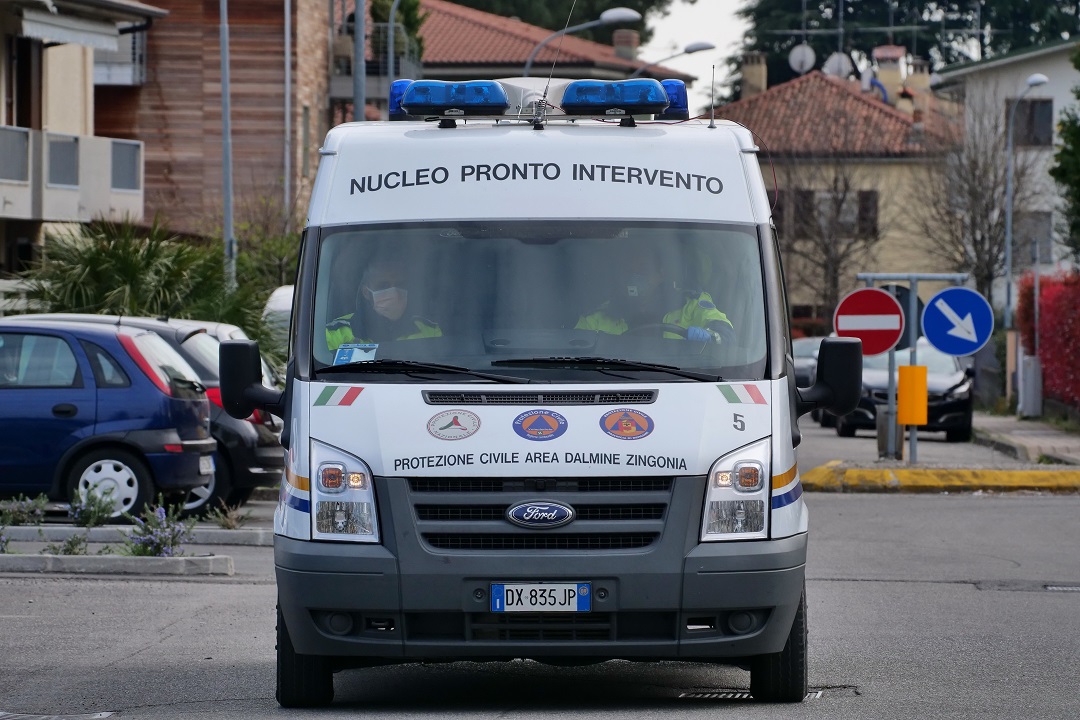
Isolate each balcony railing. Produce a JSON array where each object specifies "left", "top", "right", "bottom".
[
  {"left": 329, "top": 23, "right": 423, "bottom": 105},
  {"left": 0, "top": 125, "right": 144, "bottom": 223}
]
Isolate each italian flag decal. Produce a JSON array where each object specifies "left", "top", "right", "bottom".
[
  {"left": 313, "top": 386, "right": 364, "bottom": 406},
  {"left": 717, "top": 383, "right": 768, "bottom": 405}
]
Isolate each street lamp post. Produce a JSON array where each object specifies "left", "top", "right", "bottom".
[
  {"left": 628, "top": 41, "right": 715, "bottom": 78},
  {"left": 1004, "top": 72, "right": 1048, "bottom": 330},
  {"left": 522, "top": 7, "right": 642, "bottom": 77}
]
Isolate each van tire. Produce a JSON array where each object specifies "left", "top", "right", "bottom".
[
  {"left": 749, "top": 585, "right": 808, "bottom": 703},
  {"left": 277, "top": 605, "right": 334, "bottom": 708},
  {"left": 68, "top": 449, "right": 154, "bottom": 519}
]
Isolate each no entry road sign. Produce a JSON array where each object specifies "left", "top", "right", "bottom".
[{"left": 833, "top": 287, "right": 905, "bottom": 356}]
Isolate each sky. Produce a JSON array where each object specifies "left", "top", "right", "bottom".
[{"left": 638, "top": 0, "right": 749, "bottom": 111}]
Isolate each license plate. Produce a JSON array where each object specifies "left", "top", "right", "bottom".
[
  {"left": 199, "top": 455, "right": 215, "bottom": 475},
  {"left": 490, "top": 582, "right": 591, "bottom": 613}
]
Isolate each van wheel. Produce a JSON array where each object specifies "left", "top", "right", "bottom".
[
  {"left": 183, "top": 451, "right": 232, "bottom": 517},
  {"left": 68, "top": 449, "right": 154, "bottom": 519},
  {"left": 750, "top": 585, "right": 808, "bottom": 702},
  {"left": 277, "top": 605, "right": 334, "bottom": 708}
]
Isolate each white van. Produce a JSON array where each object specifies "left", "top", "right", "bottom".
[{"left": 221, "top": 77, "right": 861, "bottom": 707}]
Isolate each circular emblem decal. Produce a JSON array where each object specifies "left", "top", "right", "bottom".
[
  {"left": 512, "top": 409, "right": 568, "bottom": 441},
  {"left": 427, "top": 410, "right": 481, "bottom": 440},
  {"left": 507, "top": 501, "right": 576, "bottom": 529},
  {"left": 600, "top": 408, "right": 654, "bottom": 440}
]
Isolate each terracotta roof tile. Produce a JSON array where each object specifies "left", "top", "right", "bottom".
[
  {"left": 715, "top": 71, "right": 936, "bottom": 158},
  {"left": 341, "top": 0, "right": 690, "bottom": 80}
]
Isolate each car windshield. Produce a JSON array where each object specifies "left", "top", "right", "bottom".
[
  {"left": 309, "top": 221, "right": 768, "bottom": 382},
  {"left": 862, "top": 342, "right": 959, "bottom": 374},
  {"left": 178, "top": 331, "right": 223, "bottom": 381}
]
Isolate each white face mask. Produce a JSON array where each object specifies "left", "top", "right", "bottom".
[{"left": 369, "top": 286, "right": 407, "bottom": 320}]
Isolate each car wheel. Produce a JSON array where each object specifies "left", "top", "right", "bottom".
[
  {"left": 810, "top": 409, "right": 821, "bottom": 423},
  {"left": 68, "top": 448, "right": 154, "bottom": 519},
  {"left": 226, "top": 486, "right": 255, "bottom": 506},
  {"left": 819, "top": 412, "right": 835, "bottom": 428},
  {"left": 750, "top": 584, "right": 808, "bottom": 702},
  {"left": 183, "top": 451, "right": 233, "bottom": 517},
  {"left": 277, "top": 604, "right": 334, "bottom": 708},
  {"left": 946, "top": 426, "right": 972, "bottom": 443},
  {"left": 835, "top": 417, "right": 856, "bottom": 438}
]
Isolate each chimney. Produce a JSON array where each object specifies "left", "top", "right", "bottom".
[
  {"left": 896, "top": 87, "right": 915, "bottom": 116},
  {"left": 872, "top": 44, "right": 906, "bottom": 107},
  {"left": 613, "top": 29, "right": 640, "bottom": 60},
  {"left": 906, "top": 57, "right": 931, "bottom": 93},
  {"left": 741, "top": 51, "right": 767, "bottom": 99}
]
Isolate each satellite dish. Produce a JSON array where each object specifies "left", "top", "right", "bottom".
[
  {"left": 822, "top": 52, "right": 854, "bottom": 78},
  {"left": 788, "top": 43, "right": 816, "bottom": 75}
]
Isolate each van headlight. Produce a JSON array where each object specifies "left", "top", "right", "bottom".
[
  {"left": 701, "top": 438, "right": 770, "bottom": 541},
  {"left": 311, "top": 439, "right": 379, "bottom": 543}
]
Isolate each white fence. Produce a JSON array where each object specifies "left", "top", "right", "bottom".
[{"left": 0, "top": 279, "right": 33, "bottom": 316}]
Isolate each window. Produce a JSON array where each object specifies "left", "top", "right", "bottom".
[
  {"left": 773, "top": 188, "right": 878, "bottom": 239},
  {"left": 47, "top": 135, "right": 79, "bottom": 186},
  {"left": 1007, "top": 98, "right": 1053, "bottom": 147},
  {"left": 0, "top": 333, "right": 80, "bottom": 388},
  {"left": 111, "top": 140, "right": 141, "bottom": 191},
  {"left": 1014, "top": 211, "right": 1054, "bottom": 267},
  {"left": 81, "top": 341, "right": 130, "bottom": 388}
]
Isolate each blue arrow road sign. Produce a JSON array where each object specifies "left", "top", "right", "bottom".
[{"left": 921, "top": 287, "right": 995, "bottom": 356}]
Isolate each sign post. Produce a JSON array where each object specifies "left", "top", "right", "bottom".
[{"left": 855, "top": 273, "right": 970, "bottom": 462}]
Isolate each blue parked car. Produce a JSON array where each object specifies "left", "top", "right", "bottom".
[{"left": 0, "top": 318, "right": 216, "bottom": 518}]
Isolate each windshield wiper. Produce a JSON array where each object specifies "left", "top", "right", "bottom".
[
  {"left": 491, "top": 356, "right": 720, "bottom": 382},
  {"left": 317, "top": 359, "right": 531, "bottom": 384}
]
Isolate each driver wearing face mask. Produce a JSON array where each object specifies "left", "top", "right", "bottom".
[{"left": 325, "top": 257, "right": 441, "bottom": 351}]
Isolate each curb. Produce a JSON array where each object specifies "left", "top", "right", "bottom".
[
  {"left": 0, "top": 554, "right": 234, "bottom": 575},
  {"left": 1, "top": 526, "right": 273, "bottom": 546},
  {"left": 802, "top": 460, "right": 1080, "bottom": 493},
  {"left": 972, "top": 427, "right": 1080, "bottom": 466}
]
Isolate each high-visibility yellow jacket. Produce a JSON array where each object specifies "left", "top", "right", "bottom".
[
  {"left": 326, "top": 314, "right": 442, "bottom": 351},
  {"left": 576, "top": 292, "right": 734, "bottom": 337}
]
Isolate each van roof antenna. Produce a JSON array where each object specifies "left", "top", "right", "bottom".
[
  {"left": 533, "top": 0, "right": 579, "bottom": 130},
  {"left": 708, "top": 65, "right": 716, "bottom": 129}
]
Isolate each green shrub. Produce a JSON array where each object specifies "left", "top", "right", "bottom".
[
  {"left": 120, "top": 498, "right": 195, "bottom": 557},
  {"left": 0, "top": 494, "right": 48, "bottom": 526}
]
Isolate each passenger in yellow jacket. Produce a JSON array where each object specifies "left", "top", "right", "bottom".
[
  {"left": 325, "top": 258, "right": 442, "bottom": 351},
  {"left": 576, "top": 251, "right": 735, "bottom": 343}
]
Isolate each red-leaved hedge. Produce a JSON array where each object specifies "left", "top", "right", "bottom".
[{"left": 1016, "top": 271, "right": 1080, "bottom": 408}]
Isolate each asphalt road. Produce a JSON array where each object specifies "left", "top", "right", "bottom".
[{"left": 1, "top": 493, "right": 1078, "bottom": 719}]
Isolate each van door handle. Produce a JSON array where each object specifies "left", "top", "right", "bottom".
[{"left": 52, "top": 403, "right": 78, "bottom": 418}]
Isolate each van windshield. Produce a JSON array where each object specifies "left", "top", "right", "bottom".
[{"left": 310, "top": 221, "right": 768, "bottom": 382}]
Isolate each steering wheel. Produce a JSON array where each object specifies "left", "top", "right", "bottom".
[{"left": 623, "top": 323, "right": 689, "bottom": 338}]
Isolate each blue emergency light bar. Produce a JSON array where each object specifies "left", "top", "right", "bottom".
[
  {"left": 560, "top": 78, "right": 669, "bottom": 116},
  {"left": 656, "top": 79, "right": 690, "bottom": 121},
  {"left": 388, "top": 79, "right": 412, "bottom": 120},
  {"left": 399, "top": 80, "right": 510, "bottom": 117}
]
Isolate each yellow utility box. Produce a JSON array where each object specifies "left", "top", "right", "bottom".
[{"left": 897, "top": 365, "right": 928, "bottom": 426}]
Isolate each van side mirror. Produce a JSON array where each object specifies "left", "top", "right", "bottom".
[
  {"left": 220, "top": 340, "right": 284, "bottom": 420},
  {"left": 795, "top": 337, "right": 862, "bottom": 417}
]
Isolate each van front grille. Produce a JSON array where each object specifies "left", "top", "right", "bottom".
[
  {"left": 422, "top": 390, "right": 657, "bottom": 405},
  {"left": 408, "top": 477, "right": 673, "bottom": 493},
  {"left": 422, "top": 533, "right": 658, "bottom": 550}
]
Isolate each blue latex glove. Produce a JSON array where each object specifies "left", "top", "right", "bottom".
[{"left": 687, "top": 326, "right": 711, "bottom": 342}]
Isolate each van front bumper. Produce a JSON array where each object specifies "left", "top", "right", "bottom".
[{"left": 276, "top": 532, "right": 805, "bottom": 663}]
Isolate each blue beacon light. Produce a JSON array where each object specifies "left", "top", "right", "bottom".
[
  {"left": 656, "top": 80, "right": 690, "bottom": 121},
  {"left": 560, "top": 78, "right": 670, "bottom": 116},
  {"left": 399, "top": 80, "right": 510, "bottom": 117},
  {"left": 388, "top": 79, "right": 413, "bottom": 120}
]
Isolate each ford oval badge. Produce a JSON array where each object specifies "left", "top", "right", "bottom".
[{"left": 506, "top": 501, "right": 575, "bottom": 529}]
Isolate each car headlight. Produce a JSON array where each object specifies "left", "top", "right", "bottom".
[
  {"left": 947, "top": 381, "right": 972, "bottom": 400},
  {"left": 310, "top": 439, "right": 379, "bottom": 543},
  {"left": 701, "top": 438, "right": 770, "bottom": 542}
]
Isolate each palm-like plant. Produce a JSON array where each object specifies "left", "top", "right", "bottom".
[{"left": 20, "top": 219, "right": 273, "bottom": 355}]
